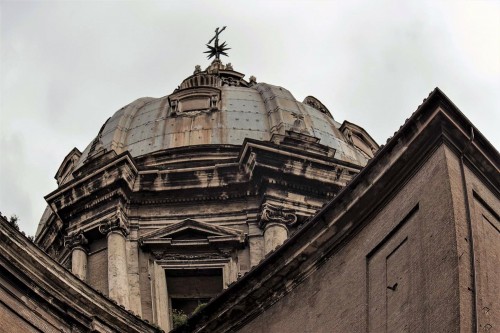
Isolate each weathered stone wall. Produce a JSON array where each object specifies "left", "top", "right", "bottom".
[{"left": 238, "top": 145, "right": 463, "bottom": 332}]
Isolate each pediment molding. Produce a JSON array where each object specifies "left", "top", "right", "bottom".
[
  {"left": 55, "top": 147, "right": 81, "bottom": 186},
  {"left": 140, "top": 219, "right": 246, "bottom": 247}
]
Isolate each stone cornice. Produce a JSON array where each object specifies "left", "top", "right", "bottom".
[
  {"left": 45, "top": 138, "right": 355, "bottom": 221},
  {"left": 36, "top": 139, "right": 356, "bottom": 251},
  {"left": 239, "top": 139, "right": 361, "bottom": 170},
  {"left": 45, "top": 152, "right": 138, "bottom": 207}
]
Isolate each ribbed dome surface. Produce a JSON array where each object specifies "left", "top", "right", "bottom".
[
  {"left": 38, "top": 63, "right": 378, "bottom": 239},
  {"left": 74, "top": 65, "right": 370, "bottom": 172}
]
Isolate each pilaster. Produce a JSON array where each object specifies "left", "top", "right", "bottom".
[
  {"left": 127, "top": 228, "right": 142, "bottom": 316},
  {"left": 152, "top": 262, "right": 170, "bottom": 332},
  {"left": 248, "top": 223, "right": 264, "bottom": 267}
]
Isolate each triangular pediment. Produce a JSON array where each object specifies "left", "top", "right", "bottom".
[{"left": 140, "top": 219, "right": 245, "bottom": 247}]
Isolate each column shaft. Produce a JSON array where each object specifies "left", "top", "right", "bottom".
[
  {"left": 264, "top": 223, "right": 288, "bottom": 254},
  {"left": 107, "top": 231, "right": 130, "bottom": 308},
  {"left": 71, "top": 247, "right": 88, "bottom": 281}
]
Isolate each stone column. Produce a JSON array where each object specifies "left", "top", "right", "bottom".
[
  {"left": 259, "top": 203, "right": 297, "bottom": 255},
  {"left": 100, "top": 217, "right": 130, "bottom": 308},
  {"left": 64, "top": 230, "right": 88, "bottom": 281},
  {"left": 263, "top": 222, "right": 288, "bottom": 254}
]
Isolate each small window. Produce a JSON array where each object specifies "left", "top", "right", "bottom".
[{"left": 167, "top": 268, "right": 223, "bottom": 316}]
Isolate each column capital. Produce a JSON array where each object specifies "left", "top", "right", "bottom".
[
  {"left": 99, "top": 206, "right": 129, "bottom": 236},
  {"left": 259, "top": 202, "right": 297, "bottom": 230},
  {"left": 64, "top": 230, "right": 88, "bottom": 251},
  {"left": 99, "top": 217, "right": 129, "bottom": 237}
]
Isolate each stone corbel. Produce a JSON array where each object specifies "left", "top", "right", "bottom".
[
  {"left": 64, "top": 230, "right": 88, "bottom": 250},
  {"left": 259, "top": 202, "right": 297, "bottom": 229}
]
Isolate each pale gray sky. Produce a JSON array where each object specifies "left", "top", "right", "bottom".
[{"left": 1, "top": 0, "right": 499, "bottom": 236}]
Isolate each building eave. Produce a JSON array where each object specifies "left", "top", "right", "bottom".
[{"left": 0, "top": 215, "right": 162, "bottom": 333}]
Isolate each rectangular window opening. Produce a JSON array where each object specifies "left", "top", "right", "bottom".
[{"left": 166, "top": 268, "right": 223, "bottom": 316}]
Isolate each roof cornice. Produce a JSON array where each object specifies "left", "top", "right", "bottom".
[{"left": 0, "top": 216, "right": 161, "bottom": 333}]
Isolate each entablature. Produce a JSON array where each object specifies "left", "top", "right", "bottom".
[{"left": 45, "top": 152, "right": 138, "bottom": 216}]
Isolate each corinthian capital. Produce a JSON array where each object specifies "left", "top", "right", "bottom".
[
  {"left": 64, "top": 230, "right": 88, "bottom": 250},
  {"left": 99, "top": 216, "right": 129, "bottom": 236},
  {"left": 259, "top": 203, "right": 297, "bottom": 229}
]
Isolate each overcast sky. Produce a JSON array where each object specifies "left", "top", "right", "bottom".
[{"left": 1, "top": 0, "right": 499, "bottom": 236}]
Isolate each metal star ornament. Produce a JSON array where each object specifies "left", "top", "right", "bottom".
[{"left": 204, "top": 26, "right": 231, "bottom": 60}]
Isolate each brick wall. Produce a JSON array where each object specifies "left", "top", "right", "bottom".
[{"left": 239, "top": 145, "right": 463, "bottom": 333}]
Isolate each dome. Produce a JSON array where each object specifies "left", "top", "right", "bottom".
[
  {"left": 40, "top": 59, "right": 379, "bottom": 240},
  {"left": 69, "top": 61, "right": 372, "bottom": 177},
  {"left": 35, "top": 53, "right": 382, "bottom": 331}
]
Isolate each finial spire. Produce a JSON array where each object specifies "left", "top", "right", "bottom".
[{"left": 204, "top": 26, "right": 230, "bottom": 61}]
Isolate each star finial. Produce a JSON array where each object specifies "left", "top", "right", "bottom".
[{"left": 204, "top": 26, "right": 230, "bottom": 61}]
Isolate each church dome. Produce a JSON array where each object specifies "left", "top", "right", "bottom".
[
  {"left": 70, "top": 60, "right": 371, "bottom": 176},
  {"left": 35, "top": 35, "right": 382, "bottom": 330}
]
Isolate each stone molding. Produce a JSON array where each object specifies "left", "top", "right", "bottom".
[
  {"left": 168, "top": 86, "right": 222, "bottom": 117},
  {"left": 99, "top": 210, "right": 129, "bottom": 237},
  {"left": 303, "top": 95, "right": 331, "bottom": 116},
  {"left": 151, "top": 251, "right": 231, "bottom": 261},
  {"left": 259, "top": 202, "right": 297, "bottom": 229},
  {"left": 262, "top": 221, "right": 289, "bottom": 233},
  {"left": 64, "top": 230, "right": 88, "bottom": 251},
  {"left": 139, "top": 218, "right": 246, "bottom": 248}
]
